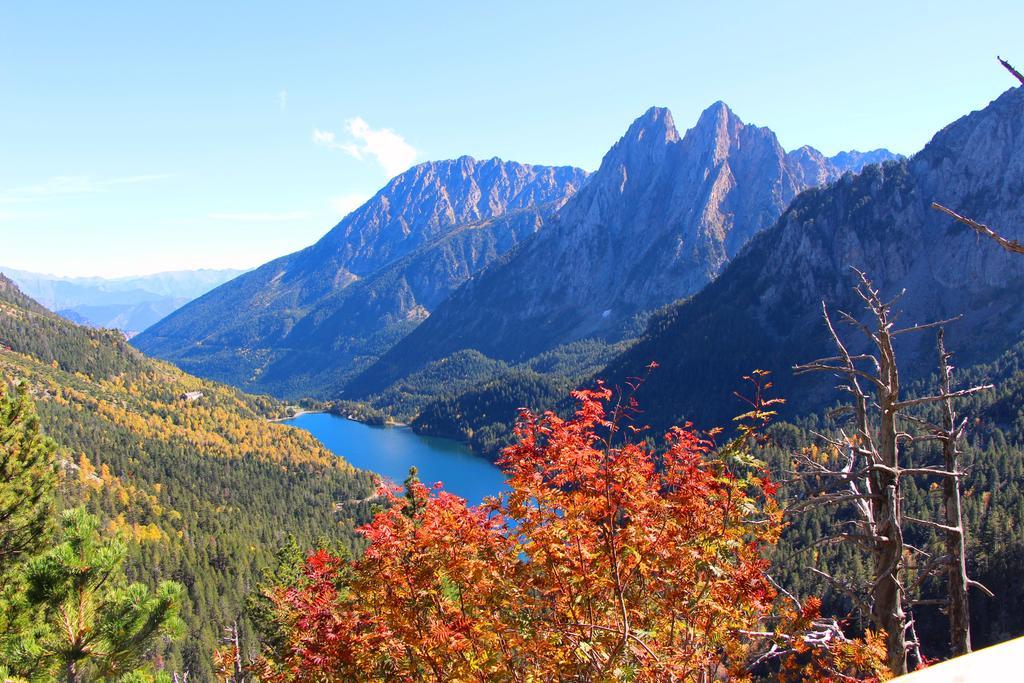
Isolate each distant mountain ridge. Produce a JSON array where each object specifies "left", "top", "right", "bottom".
[
  {"left": 133, "top": 157, "right": 587, "bottom": 396},
  {"left": 347, "top": 102, "right": 901, "bottom": 397},
  {"left": 0, "top": 266, "right": 245, "bottom": 336}
]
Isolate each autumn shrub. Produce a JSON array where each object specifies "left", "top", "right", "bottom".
[{"left": 251, "top": 382, "right": 887, "bottom": 681}]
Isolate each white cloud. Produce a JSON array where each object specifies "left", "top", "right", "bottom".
[
  {"left": 313, "top": 117, "right": 417, "bottom": 177},
  {"left": 207, "top": 211, "right": 313, "bottom": 222},
  {"left": 278, "top": 90, "right": 288, "bottom": 111},
  {"left": 329, "top": 193, "right": 371, "bottom": 218},
  {"left": 0, "top": 174, "right": 172, "bottom": 204},
  {"left": 312, "top": 128, "right": 338, "bottom": 147}
]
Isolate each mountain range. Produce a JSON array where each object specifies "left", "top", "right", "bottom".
[
  {"left": 401, "top": 87, "right": 1024, "bottom": 452},
  {"left": 134, "top": 158, "right": 587, "bottom": 396},
  {"left": 134, "top": 102, "right": 898, "bottom": 406},
  {"left": 0, "top": 266, "right": 244, "bottom": 337},
  {"left": 346, "top": 102, "right": 900, "bottom": 398}
]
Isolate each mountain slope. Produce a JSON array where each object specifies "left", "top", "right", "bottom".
[
  {"left": 134, "top": 157, "right": 586, "bottom": 396},
  {"left": 0, "top": 274, "right": 376, "bottom": 678},
  {"left": 599, "top": 87, "right": 1024, "bottom": 432},
  {"left": 348, "top": 103, "right": 899, "bottom": 397},
  {"left": 0, "top": 267, "right": 244, "bottom": 336}
]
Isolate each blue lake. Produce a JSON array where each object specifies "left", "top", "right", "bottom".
[{"left": 284, "top": 412, "right": 508, "bottom": 506}]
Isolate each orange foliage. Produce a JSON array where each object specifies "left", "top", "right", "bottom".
[{"left": 254, "top": 385, "right": 887, "bottom": 681}]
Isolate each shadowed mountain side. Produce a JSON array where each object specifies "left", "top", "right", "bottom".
[{"left": 598, "top": 87, "right": 1024, "bottom": 433}]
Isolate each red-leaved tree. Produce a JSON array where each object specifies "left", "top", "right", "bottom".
[{"left": 248, "top": 381, "right": 887, "bottom": 682}]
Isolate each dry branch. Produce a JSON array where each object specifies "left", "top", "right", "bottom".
[
  {"left": 999, "top": 55, "right": 1024, "bottom": 85},
  {"left": 932, "top": 202, "right": 1024, "bottom": 255}
]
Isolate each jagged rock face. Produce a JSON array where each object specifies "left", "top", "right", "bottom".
[
  {"left": 600, "top": 87, "right": 1024, "bottom": 431},
  {"left": 312, "top": 156, "right": 589, "bottom": 281},
  {"left": 538, "top": 101, "right": 818, "bottom": 313},
  {"left": 133, "top": 158, "right": 587, "bottom": 396},
  {"left": 349, "top": 102, "right": 894, "bottom": 396},
  {"left": 786, "top": 145, "right": 905, "bottom": 190},
  {"left": 786, "top": 146, "right": 840, "bottom": 187},
  {"left": 829, "top": 148, "right": 905, "bottom": 174}
]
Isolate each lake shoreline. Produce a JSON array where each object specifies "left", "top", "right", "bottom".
[
  {"left": 271, "top": 407, "right": 410, "bottom": 428},
  {"left": 268, "top": 408, "right": 324, "bottom": 422},
  {"left": 283, "top": 411, "right": 506, "bottom": 505}
]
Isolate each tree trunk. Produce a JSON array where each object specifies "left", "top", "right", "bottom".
[
  {"left": 939, "top": 330, "right": 972, "bottom": 656},
  {"left": 871, "top": 480, "right": 908, "bottom": 676},
  {"left": 944, "top": 475, "right": 971, "bottom": 656},
  {"left": 872, "top": 340, "right": 909, "bottom": 676}
]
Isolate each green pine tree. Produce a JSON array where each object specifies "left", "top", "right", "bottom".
[
  {"left": 0, "top": 381, "right": 58, "bottom": 679},
  {"left": 0, "top": 381, "right": 57, "bottom": 571},
  {"left": 403, "top": 466, "right": 426, "bottom": 519},
  {"left": 23, "top": 508, "right": 184, "bottom": 682},
  {"left": 246, "top": 534, "right": 305, "bottom": 657}
]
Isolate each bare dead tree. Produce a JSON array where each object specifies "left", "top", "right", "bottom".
[
  {"left": 791, "top": 269, "right": 992, "bottom": 675},
  {"left": 897, "top": 330, "right": 996, "bottom": 657},
  {"left": 218, "top": 621, "right": 246, "bottom": 683},
  {"left": 931, "top": 203, "right": 1024, "bottom": 255},
  {"left": 931, "top": 55, "right": 1023, "bottom": 255},
  {"left": 933, "top": 330, "right": 994, "bottom": 655},
  {"left": 999, "top": 55, "right": 1024, "bottom": 86}
]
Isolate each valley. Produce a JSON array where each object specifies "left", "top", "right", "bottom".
[{"left": 4, "top": 8, "right": 1024, "bottom": 677}]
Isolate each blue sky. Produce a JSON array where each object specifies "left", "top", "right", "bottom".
[{"left": 2, "top": 1, "right": 1022, "bottom": 277}]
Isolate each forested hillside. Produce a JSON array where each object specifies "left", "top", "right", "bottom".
[
  {"left": 766, "top": 333, "right": 1024, "bottom": 654},
  {"left": 0, "top": 275, "right": 376, "bottom": 679}
]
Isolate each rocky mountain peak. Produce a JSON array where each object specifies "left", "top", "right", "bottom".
[
  {"left": 133, "top": 153, "right": 587, "bottom": 396},
  {"left": 311, "top": 155, "right": 587, "bottom": 277},
  {"left": 594, "top": 107, "right": 680, "bottom": 180},
  {"left": 597, "top": 86, "right": 1024, "bottom": 433},
  {"left": 691, "top": 100, "right": 740, "bottom": 134},
  {"left": 828, "top": 148, "right": 903, "bottom": 173},
  {"left": 625, "top": 106, "right": 680, "bottom": 144},
  {"left": 679, "top": 99, "right": 782, "bottom": 169}
]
